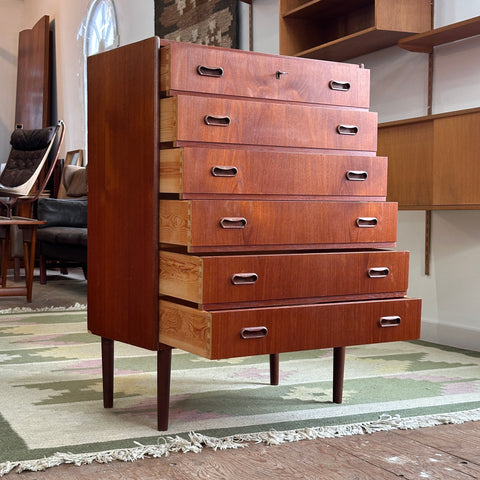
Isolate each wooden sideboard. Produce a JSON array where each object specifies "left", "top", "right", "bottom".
[{"left": 87, "top": 37, "right": 421, "bottom": 430}]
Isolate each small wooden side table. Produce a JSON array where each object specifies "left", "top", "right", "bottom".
[{"left": 0, "top": 216, "right": 45, "bottom": 302}]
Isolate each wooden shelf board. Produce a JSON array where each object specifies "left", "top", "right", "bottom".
[
  {"left": 398, "top": 204, "right": 480, "bottom": 211},
  {"left": 399, "top": 15, "right": 480, "bottom": 53},
  {"left": 283, "top": 0, "right": 371, "bottom": 19},
  {"left": 296, "top": 27, "right": 410, "bottom": 62},
  {"left": 378, "top": 106, "right": 480, "bottom": 129}
]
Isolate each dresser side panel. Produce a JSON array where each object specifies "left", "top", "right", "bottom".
[{"left": 87, "top": 37, "right": 160, "bottom": 350}]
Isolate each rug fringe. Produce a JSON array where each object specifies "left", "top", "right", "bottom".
[
  {"left": 0, "top": 303, "right": 87, "bottom": 315},
  {"left": 1, "top": 408, "right": 479, "bottom": 477}
]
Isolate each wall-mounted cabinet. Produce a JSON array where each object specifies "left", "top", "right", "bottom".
[
  {"left": 378, "top": 15, "right": 480, "bottom": 210},
  {"left": 377, "top": 108, "right": 480, "bottom": 210},
  {"left": 279, "top": 0, "right": 431, "bottom": 61}
]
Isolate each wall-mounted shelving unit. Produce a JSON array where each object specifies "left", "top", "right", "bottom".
[
  {"left": 378, "top": 106, "right": 480, "bottom": 210},
  {"left": 279, "top": 0, "right": 431, "bottom": 61},
  {"left": 378, "top": 15, "right": 480, "bottom": 211},
  {"left": 377, "top": 14, "right": 480, "bottom": 274}
]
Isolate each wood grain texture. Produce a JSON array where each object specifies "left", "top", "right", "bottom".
[
  {"left": 399, "top": 15, "right": 480, "bottom": 53},
  {"left": 160, "top": 95, "right": 378, "bottom": 152},
  {"left": 378, "top": 119, "right": 434, "bottom": 207},
  {"left": 12, "top": 423, "right": 479, "bottom": 479},
  {"left": 279, "top": 0, "right": 431, "bottom": 60},
  {"left": 375, "top": 0, "right": 431, "bottom": 33},
  {"left": 160, "top": 146, "right": 387, "bottom": 200},
  {"left": 160, "top": 297, "right": 421, "bottom": 359},
  {"left": 325, "top": 426, "right": 480, "bottom": 479},
  {"left": 159, "top": 148, "right": 183, "bottom": 193},
  {"left": 378, "top": 108, "right": 480, "bottom": 208},
  {"left": 15, "top": 15, "right": 51, "bottom": 129},
  {"left": 160, "top": 40, "right": 370, "bottom": 108},
  {"left": 160, "top": 251, "right": 203, "bottom": 303},
  {"left": 159, "top": 200, "right": 192, "bottom": 247},
  {"left": 159, "top": 199, "right": 398, "bottom": 251},
  {"left": 87, "top": 37, "right": 160, "bottom": 350},
  {"left": 160, "top": 250, "right": 409, "bottom": 308},
  {"left": 159, "top": 300, "right": 212, "bottom": 358}
]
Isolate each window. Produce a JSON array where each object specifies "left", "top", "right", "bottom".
[{"left": 85, "top": 0, "right": 119, "bottom": 56}]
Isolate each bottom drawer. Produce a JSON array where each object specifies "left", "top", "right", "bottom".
[{"left": 159, "top": 297, "right": 422, "bottom": 360}]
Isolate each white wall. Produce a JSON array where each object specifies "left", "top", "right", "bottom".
[
  {"left": 0, "top": 0, "right": 154, "bottom": 161},
  {"left": 0, "top": 0, "right": 24, "bottom": 160},
  {"left": 251, "top": 0, "right": 480, "bottom": 351}
]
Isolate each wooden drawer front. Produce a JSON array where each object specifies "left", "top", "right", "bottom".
[
  {"left": 160, "top": 41, "right": 370, "bottom": 108},
  {"left": 160, "top": 147, "right": 387, "bottom": 200},
  {"left": 159, "top": 298, "right": 422, "bottom": 359},
  {"left": 160, "top": 95, "right": 377, "bottom": 152},
  {"left": 159, "top": 200, "right": 398, "bottom": 252},
  {"left": 160, "top": 250, "right": 409, "bottom": 308}
]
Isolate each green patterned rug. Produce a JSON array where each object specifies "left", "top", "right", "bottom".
[{"left": 1, "top": 310, "right": 480, "bottom": 476}]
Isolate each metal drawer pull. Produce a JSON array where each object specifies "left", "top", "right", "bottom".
[
  {"left": 219, "top": 217, "right": 247, "bottom": 229},
  {"left": 197, "top": 65, "right": 224, "bottom": 77},
  {"left": 368, "top": 267, "right": 390, "bottom": 278},
  {"left": 329, "top": 80, "right": 351, "bottom": 92},
  {"left": 379, "top": 316, "right": 401, "bottom": 327},
  {"left": 204, "top": 115, "right": 231, "bottom": 127},
  {"left": 346, "top": 170, "right": 368, "bottom": 181},
  {"left": 337, "top": 125, "right": 359, "bottom": 135},
  {"left": 356, "top": 217, "right": 378, "bottom": 228},
  {"left": 231, "top": 273, "right": 258, "bottom": 285},
  {"left": 240, "top": 326, "right": 268, "bottom": 339},
  {"left": 211, "top": 166, "right": 238, "bottom": 177}
]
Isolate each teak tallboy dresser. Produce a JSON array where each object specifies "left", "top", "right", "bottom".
[{"left": 87, "top": 37, "right": 421, "bottom": 430}]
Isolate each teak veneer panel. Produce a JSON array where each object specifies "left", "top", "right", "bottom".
[
  {"left": 159, "top": 297, "right": 422, "bottom": 359},
  {"left": 160, "top": 95, "right": 378, "bottom": 152},
  {"left": 378, "top": 108, "right": 480, "bottom": 209},
  {"left": 160, "top": 250, "right": 409, "bottom": 308},
  {"left": 159, "top": 199, "right": 398, "bottom": 251},
  {"left": 399, "top": 16, "right": 480, "bottom": 53},
  {"left": 160, "top": 41, "right": 370, "bottom": 108},
  {"left": 87, "top": 37, "right": 160, "bottom": 350},
  {"left": 15, "top": 15, "right": 51, "bottom": 129},
  {"left": 159, "top": 147, "right": 388, "bottom": 200},
  {"left": 279, "top": 0, "right": 431, "bottom": 60}
]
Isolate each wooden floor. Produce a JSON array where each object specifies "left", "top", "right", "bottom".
[{"left": 15, "top": 421, "right": 480, "bottom": 479}]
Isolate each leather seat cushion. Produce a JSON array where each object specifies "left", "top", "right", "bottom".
[{"left": 36, "top": 226, "right": 88, "bottom": 247}]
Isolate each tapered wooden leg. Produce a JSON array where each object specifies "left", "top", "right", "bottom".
[
  {"left": 1, "top": 237, "right": 8, "bottom": 288},
  {"left": 39, "top": 255, "right": 47, "bottom": 284},
  {"left": 24, "top": 226, "right": 37, "bottom": 302},
  {"left": 157, "top": 348, "right": 172, "bottom": 431},
  {"left": 333, "top": 346, "right": 346, "bottom": 404},
  {"left": 101, "top": 337, "right": 114, "bottom": 408},
  {"left": 269, "top": 353, "right": 279, "bottom": 385}
]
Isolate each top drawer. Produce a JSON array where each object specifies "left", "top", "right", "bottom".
[{"left": 160, "top": 41, "right": 370, "bottom": 108}]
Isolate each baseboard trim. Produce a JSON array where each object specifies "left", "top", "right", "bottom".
[{"left": 420, "top": 319, "right": 480, "bottom": 352}]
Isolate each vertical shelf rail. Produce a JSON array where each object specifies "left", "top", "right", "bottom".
[{"left": 425, "top": 210, "right": 431, "bottom": 276}]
